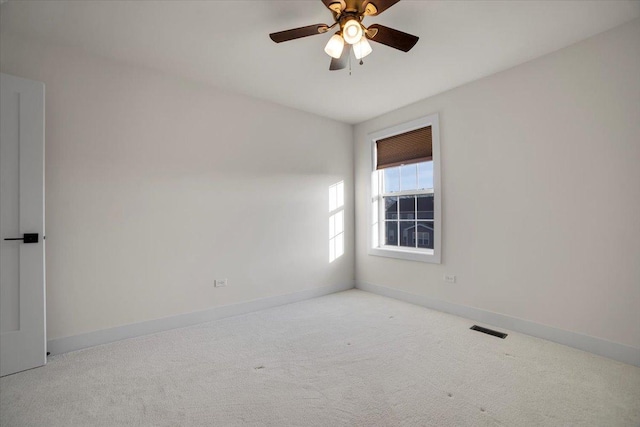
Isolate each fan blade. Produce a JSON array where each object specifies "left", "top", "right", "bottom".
[
  {"left": 269, "top": 24, "right": 329, "bottom": 43},
  {"left": 322, "top": 0, "right": 346, "bottom": 14},
  {"left": 362, "top": 0, "right": 401, "bottom": 16},
  {"left": 366, "top": 24, "right": 418, "bottom": 52},
  {"left": 330, "top": 44, "right": 352, "bottom": 70}
]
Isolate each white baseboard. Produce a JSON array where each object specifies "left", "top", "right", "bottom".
[
  {"left": 47, "top": 282, "right": 354, "bottom": 355},
  {"left": 356, "top": 281, "right": 640, "bottom": 367}
]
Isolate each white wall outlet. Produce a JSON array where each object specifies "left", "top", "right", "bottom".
[
  {"left": 215, "top": 278, "right": 227, "bottom": 287},
  {"left": 444, "top": 275, "right": 456, "bottom": 283}
]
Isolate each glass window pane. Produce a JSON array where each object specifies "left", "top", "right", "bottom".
[
  {"left": 416, "top": 221, "right": 434, "bottom": 249},
  {"left": 399, "top": 221, "right": 417, "bottom": 248},
  {"left": 417, "top": 194, "right": 434, "bottom": 219},
  {"left": 385, "top": 221, "right": 398, "bottom": 246},
  {"left": 383, "top": 167, "right": 400, "bottom": 193},
  {"left": 385, "top": 196, "right": 398, "bottom": 219},
  {"left": 400, "top": 163, "right": 418, "bottom": 191},
  {"left": 418, "top": 161, "right": 434, "bottom": 190},
  {"left": 399, "top": 196, "right": 415, "bottom": 219}
]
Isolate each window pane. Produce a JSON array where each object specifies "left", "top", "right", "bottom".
[
  {"left": 385, "top": 221, "right": 398, "bottom": 246},
  {"left": 400, "top": 163, "right": 418, "bottom": 191},
  {"left": 399, "top": 196, "right": 415, "bottom": 220},
  {"left": 399, "top": 221, "right": 416, "bottom": 248},
  {"left": 416, "top": 221, "right": 434, "bottom": 249},
  {"left": 385, "top": 196, "right": 398, "bottom": 219},
  {"left": 418, "top": 161, "right": 434, "bottom": 190},
  {"left": 417, "top": 194, "right": 434, "bottom": 219},
  {"left": 383, "top": 167, "right": 400, "bottom": 193}
]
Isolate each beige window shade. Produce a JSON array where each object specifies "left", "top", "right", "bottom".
[{"left": 376, "top": 126, "right": 432, "bottom": 170}]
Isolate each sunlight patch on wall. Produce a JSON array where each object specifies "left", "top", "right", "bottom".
[{"left": 329, "top": 181, "right": 345, "bottom": 262}]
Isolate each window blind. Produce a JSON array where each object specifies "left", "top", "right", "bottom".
[{"left": 376, "top": 126, "right": 432, "bottom": 170}]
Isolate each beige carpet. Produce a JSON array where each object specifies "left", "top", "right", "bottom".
[{"left": 1, "top": 290, "right": 639, "bottom": 426}]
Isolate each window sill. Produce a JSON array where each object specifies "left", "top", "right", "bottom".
[{"left": 368, "top": 246, "right": 441, "bottom": 264}]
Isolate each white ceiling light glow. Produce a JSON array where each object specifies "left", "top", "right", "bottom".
[
  {"left": 324, "top": 33, "right": 345, "bottom": 59},
  {"left": 342, "top": 19, "right": 363, "bottom": 44},
  {"left": 353, "top": 36, "right": 372, "bottom": 59}
]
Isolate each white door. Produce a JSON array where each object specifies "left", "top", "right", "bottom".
[{"left": 0, "top": 73, "right": 46, "bottom": 377}]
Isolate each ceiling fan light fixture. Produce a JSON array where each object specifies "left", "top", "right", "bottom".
[
  {"left": 353, "top": 36, "right": 372, "bottom": 59},
  {"left": 269, "top": 0, "right": 418, "bottom": 71},
  {"left": 324, "top": 33, "right": 345, "bottom": 59},
  {"left": 342, "top": 19, "right": 363, "bottom": 44}
]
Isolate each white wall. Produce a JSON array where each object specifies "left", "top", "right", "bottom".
[
  {"left": 0, "top": 35, "right": 354, "bottom": 341},
  {"left": 2, "top": 17, "right": 638, "bottom": 353},
  {"left": 355, "top": 19, "right": 640, "bottom": 349}
]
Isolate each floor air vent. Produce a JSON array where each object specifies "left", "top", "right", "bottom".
[{"left": 470, "top": 325, "right": 508, "bottom": 339}]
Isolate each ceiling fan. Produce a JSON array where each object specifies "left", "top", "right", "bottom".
[{"left": 269, "top": 0, "right": 419, "bottom": 71}]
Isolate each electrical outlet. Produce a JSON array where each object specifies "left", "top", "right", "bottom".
[
  {"left": 444, "top": 274, "right": 456, "bottom": 283},
  {"left": 215, "top": 278, "right": 227, "bottom": 287}
]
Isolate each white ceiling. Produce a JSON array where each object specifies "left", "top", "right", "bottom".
[{"left": 1, "top": 1, "right": 638, "bottom": 124}]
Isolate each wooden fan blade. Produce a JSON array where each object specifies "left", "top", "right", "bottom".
[
  {"left": 330, "top": 44, "right": 352, "bottom": 71},
  {"left": 366, "top": 24, "right": 418, "bottom": 52},
  {"left": 269, "top": 24, "right": 329, "bottom": 43},
  {"left": 363, "top": 0, "right": 401, "bottom": 16},
  {"left": 321, "top": 0, "right": 346, "bottom": 14}
]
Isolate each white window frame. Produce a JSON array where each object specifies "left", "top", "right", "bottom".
[{"left": 367, "top": 113, "right": 441, "bottom": 264}]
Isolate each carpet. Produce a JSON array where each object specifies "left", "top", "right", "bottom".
[{"left": 1, "top": 290, "right": 639, "bottom": 426}]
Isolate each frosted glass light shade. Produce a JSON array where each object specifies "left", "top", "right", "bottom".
[
  {"left": 324, "top": 34, "right": 345, "bottom": 59},
  {"left": 342, "top": 19, "right": 363, "bottom": 44},
  {"left": 353, "top": 36, "right": 372, "bottom": 59}
]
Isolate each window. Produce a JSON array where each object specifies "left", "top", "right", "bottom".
[
  {"left": 329, "top": 181, "right": 345, "bottom": 262},
  {"left": 368, "top": 114, "right": 441, "bottom": 263}
]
